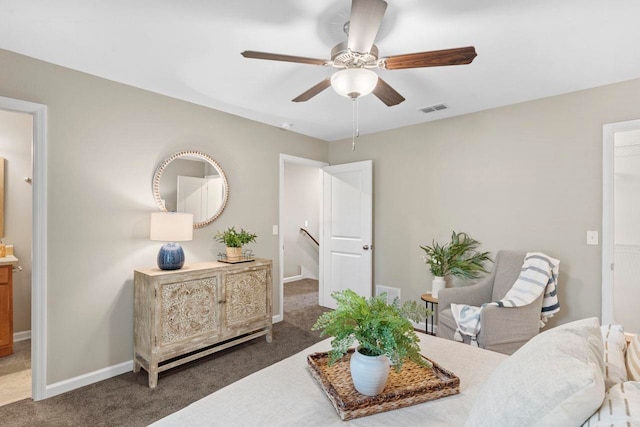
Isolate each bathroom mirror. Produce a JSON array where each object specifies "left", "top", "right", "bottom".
[{"left": 153, "top": 151, "right": 229, "bottom": 228}]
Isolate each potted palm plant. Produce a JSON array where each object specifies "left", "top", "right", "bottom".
[
  {"left": 420, "top": 231, "right": 492, "bottom": 297},
  {"left": 312, "top": 289, "right": 431, "bottom": 396},
  {"left": 214, "top": 226, "right": 257, "bottom": 260}
]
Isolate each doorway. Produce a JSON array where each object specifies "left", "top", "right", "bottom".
[
  {"left": 278, "top": 154, "right": 326, "bottom": 324},
  {"left": 0, "top": 96, "right": 47, "bottom": 402},
  {"left": 278, "top": 155, "right": 374, "bottom": 324},
  {"left": 602, "top": 119, "right": 640, "bottom": 334},
  {"left": 0, "top": 109, "right": 33, "bottom": 405}
]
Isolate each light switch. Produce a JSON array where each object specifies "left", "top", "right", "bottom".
[
  {"left": 304, "top": 220, "right": 309, "bottom": 227},
  {"left": 272, "top": 225, "right": 278, "bottom": 235},
  {"left": 586, "top": 230, "right": 599, "bottom": 245}
]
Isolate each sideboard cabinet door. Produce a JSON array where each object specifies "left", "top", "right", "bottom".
[
  {"left": 159, "top": 275, "right": 221, "bottom": 349},
  {"left": 222, "top": 264, "right": 272, "bottom": 338}
]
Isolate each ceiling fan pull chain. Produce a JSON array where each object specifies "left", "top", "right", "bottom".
[
  {"left": 352, "top": 97, "right": 357, "bottom": 151},
  {"left": 356, "top": 96, "right": 360, "bottom": 139}
]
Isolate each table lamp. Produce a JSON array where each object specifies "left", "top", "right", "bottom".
[{"left": 150, "top": 212, "right": 193, "bottom": 270}]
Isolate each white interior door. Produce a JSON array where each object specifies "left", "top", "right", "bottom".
[
  {"left": 177, "top": 175, "right": 208, "bottom": 222},
  {"left": 205, "top": 175, "right": 223, "bottom": 218},
  {"left": 320, "top": 160, "right": 373, "bottom": 309}
]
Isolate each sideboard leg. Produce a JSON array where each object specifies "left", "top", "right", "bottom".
[{"left": 148, "top": 371, "right": 158, "bottom": 389}]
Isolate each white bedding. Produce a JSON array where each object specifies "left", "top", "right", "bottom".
[{"left": 151, "top": 333, "right": 507, "bottom": 426}]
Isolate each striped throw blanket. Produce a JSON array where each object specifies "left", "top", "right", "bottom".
[{"left": 451, "top": 252, "right": 560, "bottom": 346}]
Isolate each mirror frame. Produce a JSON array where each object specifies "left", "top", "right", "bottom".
[{"left": 152, "top": 150, "right": 229, "bottom": 228}]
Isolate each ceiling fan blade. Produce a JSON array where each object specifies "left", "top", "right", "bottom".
[
  {"left": 381, "top": 46, "right": 477, "bottom": 70},
  {"left": 292, "top": 78, "right": 332, "bottom": 102},
  {"left": 241, "top": 51, "right": 328, "bottom": 66},
  {"left": 347, "top": 0, "right": 388, "bottom": 54},
  {"left": 372, "top": 77, "right": 405, "bottom": 106}
]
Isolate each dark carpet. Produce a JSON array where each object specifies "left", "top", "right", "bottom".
[{"left": 0, "top": 279, "right": 329, "bottom": 427}]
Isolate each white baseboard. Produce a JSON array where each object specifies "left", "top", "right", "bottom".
[
  {"left": 300, "top": 265, "right": 318, "bottom": 280},
  {"left": 284, "top": 265, "right": 319, "bottom": 284},
  {"left": 44, "top": 360, "right": 133, "bottom": 399},
  {"left": 14, "top": 330, "right": 31, "bottom": 342},
  {"left": 272, "top": 314, "right": 283, "bottom": 323},
  {"left": 283, "top": 275, "right": 303, "bottom": 284}
]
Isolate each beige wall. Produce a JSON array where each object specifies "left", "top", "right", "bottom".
[
  {"left": 0, "top": 48, "right": 328, "bottom": 384},
  {"left": 283, "top": 162, "right": 321, "bottom": 279},
  {"left": 0, "top": 109, "right": 33, "bottom": 334},
  {"left": 328, "top": 77, "right": 640, "bottom": 328}
]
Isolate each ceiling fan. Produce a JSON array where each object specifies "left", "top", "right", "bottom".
[{"left": 241, "top": 0, "right": 477, "bottom": 106}]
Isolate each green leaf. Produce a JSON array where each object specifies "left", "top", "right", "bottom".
[
  {"left": 312, "top": 290, "right": 432, "bottom": 372},
  {"left": 420, "top": 231, "right": 492, "bottom": 279},
  {"left": 214, "top": 226, "right": 257, "bottom": 247}
]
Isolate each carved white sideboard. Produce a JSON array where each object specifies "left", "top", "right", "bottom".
[{"left": 133, "top": 259, "right": 272, "bottom": 388}]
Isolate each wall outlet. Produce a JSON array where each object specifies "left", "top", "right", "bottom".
[{"left": 586, "top": 230, "right": 598, "bottom": 245}]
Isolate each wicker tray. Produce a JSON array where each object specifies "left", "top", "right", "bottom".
[{"left": 307, "top": 349, "right": 460, "bottom": 421}]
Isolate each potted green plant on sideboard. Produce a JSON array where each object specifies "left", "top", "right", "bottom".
[
  {"left": 214, "top": 227, "right": 257, "bottom": 260},
  {"left": 420, "top": 231, "right": 492, "bottom": 297},
  {"left": 312, "top": 289, "right": 431, "bottom": 396}
]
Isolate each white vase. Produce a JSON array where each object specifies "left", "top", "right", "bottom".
[
  {"left": 349, "top": 348, "right": 390, "bottom": 396},
  {"left": 432, "top": 276, "right": 446, "bottom": 298}
]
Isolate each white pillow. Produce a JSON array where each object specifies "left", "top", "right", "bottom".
[
  {"left": 465, "top": 317, "right": 605, "bottom": 427},
  {"left": 582, "top": 381, "right": 640, "bottom": 426},
  {"left": 628, "top": 335, "right": 640, "bottom": 381},
  {"left": 601, "top": 324, "right": 628, "bottom": 390}
]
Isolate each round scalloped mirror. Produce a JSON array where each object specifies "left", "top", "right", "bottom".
[{"left": 152, "top": 151, "right": 229, "bottom": 228}]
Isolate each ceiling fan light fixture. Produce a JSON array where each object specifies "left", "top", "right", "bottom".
[{"left": 330, "top": 68, "right": 378, "bottom": 99}]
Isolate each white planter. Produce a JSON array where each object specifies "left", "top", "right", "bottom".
[
  {"left": 432, "top": 276, "right": 446, "bottom": 298},
  {"left": 349, "top": 348, "right": 390, "bottom": 396}
]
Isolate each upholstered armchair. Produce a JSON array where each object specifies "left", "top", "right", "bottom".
[{"left": 437, "top": 250, "right": 545, "bottom": 355}]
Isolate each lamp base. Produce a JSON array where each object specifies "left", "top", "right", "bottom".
[{"left": 157, "top": 242, "right": 185, "bottom": 270}]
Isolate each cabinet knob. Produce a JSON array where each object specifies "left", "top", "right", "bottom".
[{"left": 218, "top": 299, "right": 226, "bottom": 304}]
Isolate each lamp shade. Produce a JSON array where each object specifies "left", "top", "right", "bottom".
[
  {"left": 150, "top": 212, "right": 193, "bottom": 242},
  {"left": 330, "top": 68, "right": 379, "bottom": 99}
]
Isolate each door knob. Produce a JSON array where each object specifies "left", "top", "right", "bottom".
[{"left": 363, "top": 245, "right": 370, "bottom": 250}]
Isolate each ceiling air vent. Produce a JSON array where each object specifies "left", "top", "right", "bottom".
[{"left": 419, "top": 104, "right": 448, "bottom": 114}]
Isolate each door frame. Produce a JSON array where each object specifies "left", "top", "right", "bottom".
[
  {"left": 277, "top": 154, "right": 328, "bottom": 322},
  {"left": 602, "top": 118, "right": 640, "bottom": 324},
  {"left": 0, "top": 95, "right": 47, "bottom": 401}
]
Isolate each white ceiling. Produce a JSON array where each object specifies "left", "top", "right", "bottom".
[{"left": 1, "top": 0, "right": 640, "bottom": 141}]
